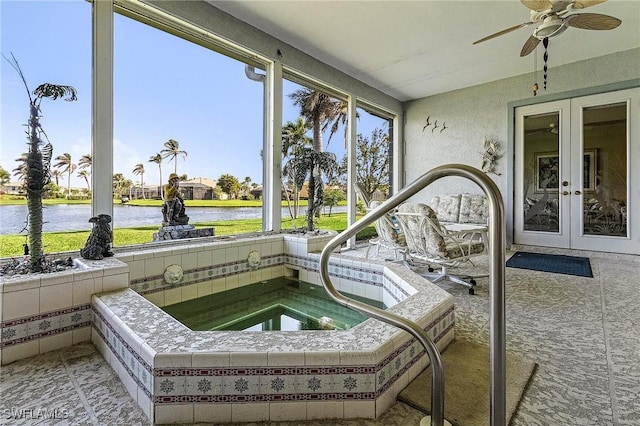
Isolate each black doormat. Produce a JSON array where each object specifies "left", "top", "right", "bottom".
[{"left": 506, "top": 251, "right": 593, "bottom": 277}]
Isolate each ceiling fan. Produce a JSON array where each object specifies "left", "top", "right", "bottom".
[
  {"left": 526, "top": 122, "right": 559, "bottom": 135},
  {"left": 473, "top": 0, "right": 622, "bottom": 57}
]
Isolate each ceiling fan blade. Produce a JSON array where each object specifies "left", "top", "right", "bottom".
[
  {"left": 520, "top": 35, "right": 541, "bottom": 57},
  {"left": 572, "top": 0, "right": 608, "bottom": 9},
  {"left": 473, "top": 22, "right": 534, "bottom": 45},
  {"left": 567, "top": 13, "right": 621, "bottom": 30},
  {"left": 521, "top": 0, "right": 553, "bottom": 12}
]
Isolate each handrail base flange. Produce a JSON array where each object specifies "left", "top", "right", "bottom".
[{"left": 420, "top": 415, "right": 452, "bottom": 426}]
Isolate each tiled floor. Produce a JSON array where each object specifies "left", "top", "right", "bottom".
[{"left": 1, "top": 245, "right": 639, "bottom": 425}]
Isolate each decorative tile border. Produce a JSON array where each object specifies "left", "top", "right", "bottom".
[
  {"left": 92, "top": 307, "right": 154, "bottom": 397},
  {"left": 129, "top": 249, "right": 406, "bottom": 306},
  {"left": 1, "top": 304, "right": 91, "bottom": 348},
  {"left": 92, "top": 298, "right": 453, "bottom": 409},
  {"left": 131, "top": 254, "right": 284, "bottom": 295}
]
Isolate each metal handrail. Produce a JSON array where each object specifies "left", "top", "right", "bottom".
[{"left": 319, "top": 164, "right": 506, "bottom": 426}]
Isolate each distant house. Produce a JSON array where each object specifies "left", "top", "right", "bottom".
[
  {"left": 176, "top": 177, "right": 224, "bottom": 200},
  {"left": 1, "top": 181, "right": 25, "bottom": 196},
  {"left": 186, "top": 177, "right": 217, "bottom": 189},
  {"left": 130, "top": 185, "right": 162, "bottom": 200},
  {"left": 180, "top": 181, "right": 214, "bottom": 200}
]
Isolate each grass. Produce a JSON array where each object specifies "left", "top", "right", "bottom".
[{"left": 0, "top": 213, "right": 376, "bottom": 258}]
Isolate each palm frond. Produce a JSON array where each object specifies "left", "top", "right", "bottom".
[
  {"left": 2, "top": 52, "right": 33, "bottom": 101},
  {"left": 33, "top": 83, "right": 78, "bottom": 102},
  {"left": 41, "top": 142, "right": 53, "bottom": 184}
]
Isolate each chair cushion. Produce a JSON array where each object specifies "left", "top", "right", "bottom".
[
  {"left": 443, "top": 238, "right": 486, "bottom": 258},
  {"left": 430, "top": 194, "right": 461, "bottom": 224},
  {"left": 398, "top": 203, "right": 447, "bottom": 255},
  {"left": 459, "top": 193, "right": 489, "bottom": 225},
  {"left": 370, "top": 200, "right": 405, "bottom": 245}
]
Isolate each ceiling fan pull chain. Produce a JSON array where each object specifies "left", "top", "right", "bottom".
[
  {"left": 543, "top": 37, "right": 549, "bottom": 90},
  {"left": 532, "top": 45, "right": 539, "bottom": 96}
]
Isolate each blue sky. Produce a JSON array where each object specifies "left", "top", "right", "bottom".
[{"left": 1, "top": 1, "right": 383, "bottom": 189}]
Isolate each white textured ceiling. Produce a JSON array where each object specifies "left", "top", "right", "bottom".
[{"left": 209, "top": 0, "right": 640, "bottom": 102}]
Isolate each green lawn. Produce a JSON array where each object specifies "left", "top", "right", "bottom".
[{"left": 0, "top": 213, "right": 375, "bottom": 258}]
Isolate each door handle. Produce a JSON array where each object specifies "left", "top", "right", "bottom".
[
  {"left": 574, "top": 190, "right": 582, "bottom": 195},
  {"left": 562, "top": 191, "right": 569, "bottom": 195}
]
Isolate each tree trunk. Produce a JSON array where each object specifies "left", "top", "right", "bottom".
[
  {"left": 28, "top": 192, "right": 43, "bottom": 270},
  {"left": 307, "top": 163, "right": 316, "bottom": 231}
]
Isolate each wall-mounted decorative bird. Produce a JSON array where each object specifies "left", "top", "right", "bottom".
[
  {"left": 422, "top": 115, "right": 448, "bottom": 133},
  {"left": 422, "top": 115, "right": 431, "bottom": 131}
]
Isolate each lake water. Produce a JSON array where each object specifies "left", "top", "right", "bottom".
[{"left": 0, "top": 204, "right": 346, "bottom": 234}]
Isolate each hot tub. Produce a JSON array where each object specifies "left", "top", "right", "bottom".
[{"left": 91, "top": 232, "right": 454, "bottom": 423}]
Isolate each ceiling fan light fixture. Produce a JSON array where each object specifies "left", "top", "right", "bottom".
[{"left": 533, "top": 19, "right": 567, "bottom": 39}]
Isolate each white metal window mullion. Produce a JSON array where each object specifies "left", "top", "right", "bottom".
[{"left": 92, "top": 0, "right": 114, "bottom": 219}]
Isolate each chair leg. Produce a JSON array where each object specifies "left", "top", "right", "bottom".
[{"left": 415, "top": 265, "right": 488, "bottom": 295}]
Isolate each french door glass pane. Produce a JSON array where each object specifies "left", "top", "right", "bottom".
[
  {"left": 582, "top": 103, "right": 627, "bottom": 237},
  {"left": 523, "top": 112, "right": 560, "bottom": 232}
]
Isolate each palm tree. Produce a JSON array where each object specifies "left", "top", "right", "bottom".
[
  {"left": 160, "top": 139, "right": 187, "bottom": 174},
  {"left": 78, "top": 153, "right": 92, "bottom": 170},
  {"left": 148, "top": 153, "right": 163, "bottom": 200},
  {"left": 281, "top": 119, "right": 312, "bottom": 220},
  {"left": 289, "top": 89, "right": 350, "bottom": 220},
  {"left": 3, "top": 53, "right": 77, "bottom": 271},
  {"left": 112, "top": 173, "right": 132, "bottom": 199},
  {"left": 288, "top": 88, "right": 348, "bottom": 153},
  {"left": 51, "top": 169, "right": 62, "bottom": 186},
  {"left": 239, "top": 176, "right": 251, "bottom": 199},
  {"left": 132, "top": 163, "right": 146, "bottom": 199},
  {"left": 283, "top": 147, "right": 338, "bottom": 231},
  {"left": 77, "top": 169, "right": 91, "bottom": 192},
  {"left": 54, "top": 152, "right": 77, "bottom": 199},
  {"left": 12, "top": 153, "right": 28, "bottom": 182},
  {"left": 282, "top": 117, "right": 312, "bottom": 157}
]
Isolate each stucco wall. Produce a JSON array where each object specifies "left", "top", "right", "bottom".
[{"left": 402, "top": 48, "right": 640, "bottom": 206}]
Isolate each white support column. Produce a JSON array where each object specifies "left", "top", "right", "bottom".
[
  {"left": 264, "top": 60, "right": 282, "bottom": 231},
  {"left": 393, "top": 114, "right": 404, "bottom": 193},
  {"left": 346, "top": 94, "right": 357, "bottom": 249},
  {"left": 91, "top": 0, "right": 114, "bottom": 219}
]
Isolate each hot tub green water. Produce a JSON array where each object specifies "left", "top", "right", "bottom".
[{"left": 162, "top": 277, "right": 385, "bottom": 331}]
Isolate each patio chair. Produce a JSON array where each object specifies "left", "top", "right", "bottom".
[
  {"left": 353, "top": 183, "right": 406, "bottom": 260},
  {"left": 395, "top": 202, "right": 487, "bottom": 294},
  {"left": 365, "top": 200, "right": 406, "bottom": 260}
]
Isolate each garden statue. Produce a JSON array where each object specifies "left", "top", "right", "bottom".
[
  {"left": 80, "top": 214, "right": 114, "bottom": 260},
  {"left": 162, "top": 173, "right": 189, "bottom": 226}
]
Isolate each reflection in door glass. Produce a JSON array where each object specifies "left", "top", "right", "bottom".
[
  {"left": 523, "top": 113, "right": 560, "bottom": 233},
  {"left": 582, "top": 103, "right": 627, "bottom": 237}
]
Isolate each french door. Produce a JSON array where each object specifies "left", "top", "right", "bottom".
[{"left": 514, "top": 88, "right": 639, "bottom": 254}]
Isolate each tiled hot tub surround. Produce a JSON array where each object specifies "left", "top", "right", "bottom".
[
  {"left": 92, "top": 233, "right": 455, "bottom": 424},
  {"left": 0, "top": 257, "right": 129, "bottom": 365}
]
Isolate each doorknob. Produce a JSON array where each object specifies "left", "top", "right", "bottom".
[
  {"left": 562, "top": 181, "right": 569, "bottom": 187},
  {"left": 562, "top": 191, "right": 569, "bottom": 195},
  {"left": 574, "top": 190, "right": 582, "bottom": 195}
]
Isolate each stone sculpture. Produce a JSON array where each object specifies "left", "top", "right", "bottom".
[
  {"left": 80, "top": 214, "right": 114, "bottom": 260},
  {"left": 162, "top": 173, "right": 189, "bottom": 226}
]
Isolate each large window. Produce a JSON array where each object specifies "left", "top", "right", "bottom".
[
  {"left": 113, "top": 13, "right": 264, "bottom": 242},
  {"left": 281, "top": 78, "right": 348, "bottom": 231},
  {"left": 354, "top": 106, "right": 393, "bottom": 202},
  {"left": 0, "top": 0, "right": 91, "bottom": 252},
  {"left": 0, "top": 1, "right": 398, "bottom": 256}
]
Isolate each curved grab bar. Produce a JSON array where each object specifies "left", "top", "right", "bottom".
[{"left": 319, "top": 164, "right": 506, "bottom": 426}]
